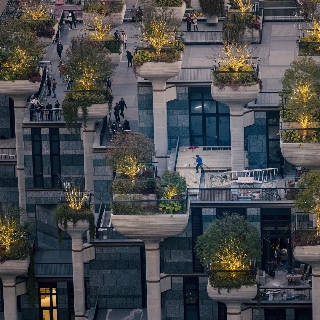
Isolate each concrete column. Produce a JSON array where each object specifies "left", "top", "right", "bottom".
[
  {"left": 312, "top": 267, "right": 320, "bottom": 320},
  {"left": 151, "top": 80, "right": 168, "bottom": 177},
  {"left": 211, "top": 85, "right": 259, "bottom": 172},
  {"left": 63, "top": 221, "right": 90, "bottom": 320},
  {"left": 2, "top": 276, "right": 18, "bottom": 320},
  {"left": 229, "top": 108, "right": 245, "bottom": 171},
  {"left": 14, "top": 100, "right": 27, "bottom": 220},
  {"left": 225, "top": 302, "right": 242, "bottom": 320},
  {"left": 145, "top": 241, "right": 161, "bottom": 320},
  {"left": 82, "top": 121, "right": 95, "bottom": 192}
]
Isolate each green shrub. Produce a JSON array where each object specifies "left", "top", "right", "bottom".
[{"left": 155, "top": 0, "right": 183, "bottom": 6}]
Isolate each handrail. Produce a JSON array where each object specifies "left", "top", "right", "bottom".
[
  {"left": 95, "top": 203, "right": 105, "bottom": 238},
  {"left": 173, "top": 136, "right": 179, "bottom": 172}
]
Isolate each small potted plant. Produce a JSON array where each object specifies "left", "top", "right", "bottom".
[{"left": 196, "top": 213, "right": 260, "bottom": 316}]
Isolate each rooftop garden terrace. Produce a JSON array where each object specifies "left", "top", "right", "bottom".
[{"left": 298, "top": 19, "right": 320, "bottom": 56}]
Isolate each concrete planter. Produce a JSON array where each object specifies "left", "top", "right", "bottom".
[
  {"left": 0, "top": 259, "right": 29, "bottom": 277},
  {"left": 206, "top": 14, "right": 218, "bottom": 26},
  {"left": 211, "top": 84, "right": 260, "bottom": 110},
  {"left": 58, "top": 220, "right": 90, "bottom": 236},
  {"left": 207, "top": 282, "right": 257, "bottom": 319},
  {"left": 294, "top": 245, "right": 320, "bottom": 267},
  {"left": 110, "top": 47, "right": 123, "bottom": 66},
  {"left": 135, "top": 60, "right": 182, "bottom": 81},
  {"left": 83, "top": 3, "right": 126, "bottom": 27},
  {"left": 207, "top": 282, "right": 257, "bottom": 302},
  {"left": 280, "top": 140, "right": 320, "bottom": 169},
  {"left": 0, "top": 80, "right": 40, "bottom": 100},
  {"left": 157, "top": 2, "right": 186, "bottom": 20},
  {"left": 111, "top": 208, "right": 189, "bottom": 241},
  {"left": 38, "top": 36, "right": 53, "bottom": 46}
]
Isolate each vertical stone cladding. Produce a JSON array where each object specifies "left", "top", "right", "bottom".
[
  {"left": 167, "top": 87, "right": 189, "bottom": 149},
  {"left": 0, "top": 95, "right": 11, "bottom": 138},
  {"left": 245, "top": 112, "right": 267, "bottom": 169},
  {"left": 199, "top": 276, "right": 218, "bottom": 320},
  {"left": 138, "top": 85, "right": 155, "bottom": 140},
  {"left": 0, "top": 165, "right": 18, "bottom": 205},
  {"left": 89, "top": 246, "right": 143, "bottom": 309}
]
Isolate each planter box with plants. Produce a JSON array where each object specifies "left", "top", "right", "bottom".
[
  {"left": 83, "top": 0, "right": 126, "bottom": 27},
  {"left": 279, "top": 57, "right": 320, "bottom": 168},
  {"left": 155, "top": 0, "right": 187, "bottom": 20},
  {"left": 196, "top": 213, "right": 260, "bottom": 316}
]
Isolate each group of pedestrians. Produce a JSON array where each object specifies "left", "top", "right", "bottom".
[
  {"left": 113, "top": 98, "right": 127, "bottom": 122},
  {"left": 30, "top": 97, "right": 61, "bottom": 121},
  {"left": 186, "top": 13, "right": 198, "bottom": 31}
]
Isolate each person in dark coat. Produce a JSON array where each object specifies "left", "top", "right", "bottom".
[
  {"left": 46, "top": 102, "right": 53, "bottom": 121},
  {"left": 123, "top": 119, "right": 130, "bottom": 131},
  {"left": 46, "top": 76, "right": 51, "bottom": 96},
  {"left": 57, "top": 40, "right": 63, "bottom": 59},
  {"left": 126, "top": 50, "right": 133, "bottom": 68},
  {"left": 119, "top": 98, "right": 127, "bottom": 118},
  {"left": 111, "top": 122, "right": 118, "bottom": 135},
  {"left": 114, "top": 103, "right": 121, "bottom": 123},
  {"left": 106, "top": 77, "right": 112, "bottom": 90}
]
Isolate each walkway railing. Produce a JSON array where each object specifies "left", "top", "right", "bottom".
[
  {"left": 188, "top": 187, "right": 300, "bottom": 202},
  {"left": 0, "top": 148, "right": 16, "bottom": 161},
  {"left": 259, "top": 286, "right": 311, "bottom": 302}
]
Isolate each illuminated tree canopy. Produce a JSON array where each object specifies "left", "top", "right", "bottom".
[{"left": 196, "top": 213, "right": 261, "bottom": 291}]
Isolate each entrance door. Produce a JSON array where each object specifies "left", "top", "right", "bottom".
[{"left": 39, "top": 284, "right": 58, "bottom": 320}]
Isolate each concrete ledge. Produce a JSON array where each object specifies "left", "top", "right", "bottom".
[
  {"left": 0, "top": 81, "right": 40, "bottom": 100},
  {"left": 0, "top": 259, "right": 29, "bottom": 278},
  {"left": 294, "top": 245, "right": 320, "bottom": 267}
]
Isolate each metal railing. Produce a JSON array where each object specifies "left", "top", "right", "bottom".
[
  {"left": 173, "top": 136, "right": 179, "bottom": 172},
  {"left": 0, "top": 148, "right": 16, "bottom": 160},
  {"left": 112, "top": 198, "right": 188, "bottom": 215},
  {"left": 259, "top": 286, "right": 311, "bottom": 302},
  {"left": 28, "top": 108, "right": 64, "bottom": 122},
  {"left": 187, "top": 187, "right": 300, "bottom": 202}
]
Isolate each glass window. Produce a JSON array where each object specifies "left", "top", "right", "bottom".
[
  {"left": 218, "top": 102, "right": 229, "bottom": 113},
  {"left": 189, "top": 87, "right": 202, "bottom": 99},
  {"left": 206, "top": 117, "right": 217, "bottom": 145},
  {"left": 39, "top": 285, "right": 58, "bottom": 320},
  {"left": 190, "top": 101, "right": 203, "bottom": 114},
  {"left": 191, "top": 116, "right": 202, "bottom": 137},
  {"left": 203, "top": 101, "right": 216, "bottom": 113},
  {"left": 203, "top": 87, "right": 212, "bottom": 100},
  {"left": 219, "top": 117, "right": 230, "bottom": 146}
]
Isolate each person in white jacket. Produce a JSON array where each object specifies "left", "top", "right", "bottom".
[{"left": 121, "top": 31, "right": 127, "bottom": 49}]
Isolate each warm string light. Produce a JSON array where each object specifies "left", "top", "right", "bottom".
[
  {"left": 306, "top": 18, "right": 320, "bottom": 42},
  {"left": 0, "top": 216, "right": 23, "bottom": 252},
  {"left": 232, "top": 0, "right": 252, "bottom": 12},
  {"left": 164, "top": 185, "right": 178, "bottom": 199},
  {"left": 64, "top": 185, "right": 87, "bottom": 210},
  {"left": 87, "top": 12, "right": 113, "bottom": 41},
  {"left": 210, "top": 238, "right": 249, "bottom": 280},
  {"left": 115, "top": 155, "right": 145, "bottom": 180},
  {"left": 219, "top": 44, "right": 253, "bottom": 72},
  {"left": 142, "top": 20, "right": 175, "bottom": 55},
  {"left": 76, "top": 61, "right": 99, "bottom": 90},
  {"left": 20, "top": 0, "right": 50, "bottom": 20}
]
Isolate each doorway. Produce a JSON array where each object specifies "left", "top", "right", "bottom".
[{"left": 39, "top": 283, "right": 58, "bottom": 320}]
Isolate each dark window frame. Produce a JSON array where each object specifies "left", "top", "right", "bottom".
[{"left": 31, "top": 128, "right": 43, "bottom": 188}]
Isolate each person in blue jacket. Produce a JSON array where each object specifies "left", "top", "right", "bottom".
[{"left": 195, "top": 155, "right": 203, "bottom": 173}]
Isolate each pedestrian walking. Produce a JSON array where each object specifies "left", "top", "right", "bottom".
[
  {"left": 71, "top": 11, "right": 77, "bottom": 29},
  {"left": 114, "top": 103, "right": 121, "bottom": 122},
  {"left": 192, "top": 13, "right": 198, "bottom": 31},
  {"left": 57, "top": 40, "right": 63, "bottom": 59},
  {"left": 46, "top": 76, "right": 51, "bottom": 96},
  {"left": 186, "top": 14, "right": 192, "bottom": 31},
  {"left": 35, "top": 103, "right": 41, "bottom": 121},
  {"left": 52, "top": 78, "right": 57, "bottom": 98},
  {"left": 106, "top": 77, "right": 112, "bottom": 90},
  {"left": 121, "top": 31, "right": 127, "bottom": 49},
  {"left": 126, "top": 50, "right": 133, "bottom": 68},
  {"left": 119, "top": 98, "right": 127, "bottom": 118},
  {"left": 114, "top": 30, "right": 120, "bottom": 41},
  {"left": 67, "top": 12, "right": 73, "bottom": 30}
]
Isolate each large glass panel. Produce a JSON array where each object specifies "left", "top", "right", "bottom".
[
  {"left": 203, "top": 101, "right": 216, "bottom": 113},
  {"left": 189, "top": 87, "right": 202, "bottom": 99},
  {"left": 203, "top": 87, "right": 212, "bottom": 100},
  {"left": 190, "top": 116, "right": 202, "bottom": 137},
  {"left": 218, "top": 102, "right": 230, "bottom": 114},
  {"left": 205, "top": 117, "right": 217, "bottom": 145},
  {"left": 219, "top": 117, "right": 230, "bottom": 146},
  {"left": 52, "top": 295, "right": 57, "bottom": 307},
  {"left": 268, "top": 126, "right": 279, "bottom": 140},
  {"left": 190, "top": 101, "right": 202, "bottom": 114},
  {"left": 40, "top": 295, "right": 51, "bottom": 307},
  {"left": 42, "top": 310, "right": 50, "bottom": 320},
  {"left": 53, "top": 309, "right": 58, "bottom": 320}
]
